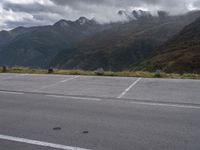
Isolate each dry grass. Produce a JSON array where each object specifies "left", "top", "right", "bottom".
[{"left": 0, "top": 67, "right": 200, "bottom": 79}]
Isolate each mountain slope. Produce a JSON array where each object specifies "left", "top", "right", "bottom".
[
  {"left": 139, "top": 16, "right": 200, "bottom": 73},
  {"left": 0, "top": 17, "right": 105, "bottom": 68},
  {"left": 51, "top": 11, "right": 200, "bottom": 71}
]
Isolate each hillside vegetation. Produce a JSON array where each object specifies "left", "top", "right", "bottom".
[
  {"left": 0, "top": 17, "right": 107, "bottom": 68},
  {"left": 140, "top": 16, "right": 200, "bottom": 73},
  {"left": 0, "top": 11, "right": 200, "bottom": 73},
  {"left": 51, "top": 11, "right": 200, "bottom": 71}
]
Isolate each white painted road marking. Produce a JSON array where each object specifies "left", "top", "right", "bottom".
[
  {"left": 34, "top": 76, "right": 80, "bottom": 92},
  {"left": 46, "top": 95, "right": 101, "bottom": 101},
  {"left": 0, "top": 91, "right": 24, "bottom": 95},
  {"left": 0, "top": 134, "right": 90, "bottom": 150},
  {"left": 60, "top": 76, "right": 80, "bottom": 83},
  {"left": 117, "top": 78, "right": 142, "bottom": 98},
  {"left": 19, "top": 74, "right": 29, "bottom": 76},
  {"left": 129, "top": 101, "right": 200, "bottom": 109}
]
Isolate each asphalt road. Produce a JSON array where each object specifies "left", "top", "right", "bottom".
[{"left": 0, "top": 73, "right": 200, "bottom": 150}]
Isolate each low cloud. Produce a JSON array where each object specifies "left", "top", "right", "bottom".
[{"left": 0, "top": 0, "right": 200, "bottom": 30}]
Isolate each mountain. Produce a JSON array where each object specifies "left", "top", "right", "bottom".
[
  {"left": 0, "top": 10, "right": 200, "bottom": 71},
  {"left": 0, "top": 17, "right": 105, "bottom": 68},
  {"left": 132, "top": 10, "right": 153, "bottom": 20},
  {"left": 138, "top": 16, "right": 200, "bottom": 73},
  {"left": 118, "top": 10, "right": 153, "bottom": 21},
  {"left": 51, "top": 11, "right": 200, "bottom": 71}
]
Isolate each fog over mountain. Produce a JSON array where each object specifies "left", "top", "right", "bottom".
[{"left": 0, "top": 0, "right": 200, "bottom": 30}]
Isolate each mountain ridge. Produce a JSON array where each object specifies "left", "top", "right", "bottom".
[
  {"left": 0, "top": 17, "right": 108, "bottom": 68},
  {"left": 51, "top": 11, "right": 200, "bottom": 71},
  {"left": 0, "top": 10, "right": 200, "bottom": 72}
]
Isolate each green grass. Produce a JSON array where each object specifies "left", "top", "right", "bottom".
[{"left": 0, "top": 67, "right": 200, "bottom": 80}]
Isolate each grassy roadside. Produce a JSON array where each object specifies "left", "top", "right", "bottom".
[{"left": 0, "top": 67, "right": 200, "bottom": 80}]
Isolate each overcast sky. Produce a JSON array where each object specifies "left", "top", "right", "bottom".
[{"left": 0, "top": 0, "right": 200, "bottom": 30}]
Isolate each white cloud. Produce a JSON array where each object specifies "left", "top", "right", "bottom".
[{"left": 0, "top": 0, "right": 199, "bottom": 30}]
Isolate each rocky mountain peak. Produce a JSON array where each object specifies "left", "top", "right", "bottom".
[
  {"left": 76, "top": 17, "right": 90, "bottom": 25},
  {"left": 53, "top": 19, "right": 70, "bottom": 27},
  {"left": 118, "top": 9, "right": 152, "bottom": 21},
  {"left": 118, "top": 10, "right": 135, "bottom": 20},
  {"left": 132, "top": 10, "right": 152, "bottom": 19}
]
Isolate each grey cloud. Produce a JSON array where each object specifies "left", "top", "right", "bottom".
[
  {"left": 50, "top": 0, "right": 191, "bottom": 8},
  {"left": 194, "top": 0, "right": 200, "bottom": 7},
  {"left": 50, "top": 0, "right": 108, "bottom": 6},
  {"left": 0, "top": 0, "right": 200, "bottom": 30},
  {"left": 3, "top": 2, "right": 65, "bottom": 15}
]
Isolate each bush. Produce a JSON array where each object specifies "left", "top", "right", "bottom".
[
  {"left": 2, "top": 66, "right": 7, "bottom": 73},
  {"left": 48, "top": 68, "right": 54, "bottom": 74},
  {"left": 154, "top": 69, "right": 162, "bottom": 78},
  {"left": 95, "top": 68, "right": 104, "bottom": 76}
]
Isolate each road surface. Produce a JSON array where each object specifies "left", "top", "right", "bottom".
[{"left": 0, "top": 73, "right": 200, "bottom": 150}]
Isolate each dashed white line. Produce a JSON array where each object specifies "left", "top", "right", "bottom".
[
  {"left": 129, "top": 101, "right": 200, "bottom": 109},
  {"left": 46, "top": 95, "right": 101, "bottom": 101},
  {"left": 0, "top": 134, "right": 90, "bottom": 150},
  {"left": 0, "top": 91, "right": 24, "bottom": 95},
  {"left": 60, "top": 76, "right": 80, "bottom": 83},
  {"left": 117, "top": 78, "right": 142, "bottom": 98},
  {"left": 33, "top": 76, "right": 80, "bottom": 92},
  {"left": 19, "top": 74, "right": 29, "bottom": 76}
]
